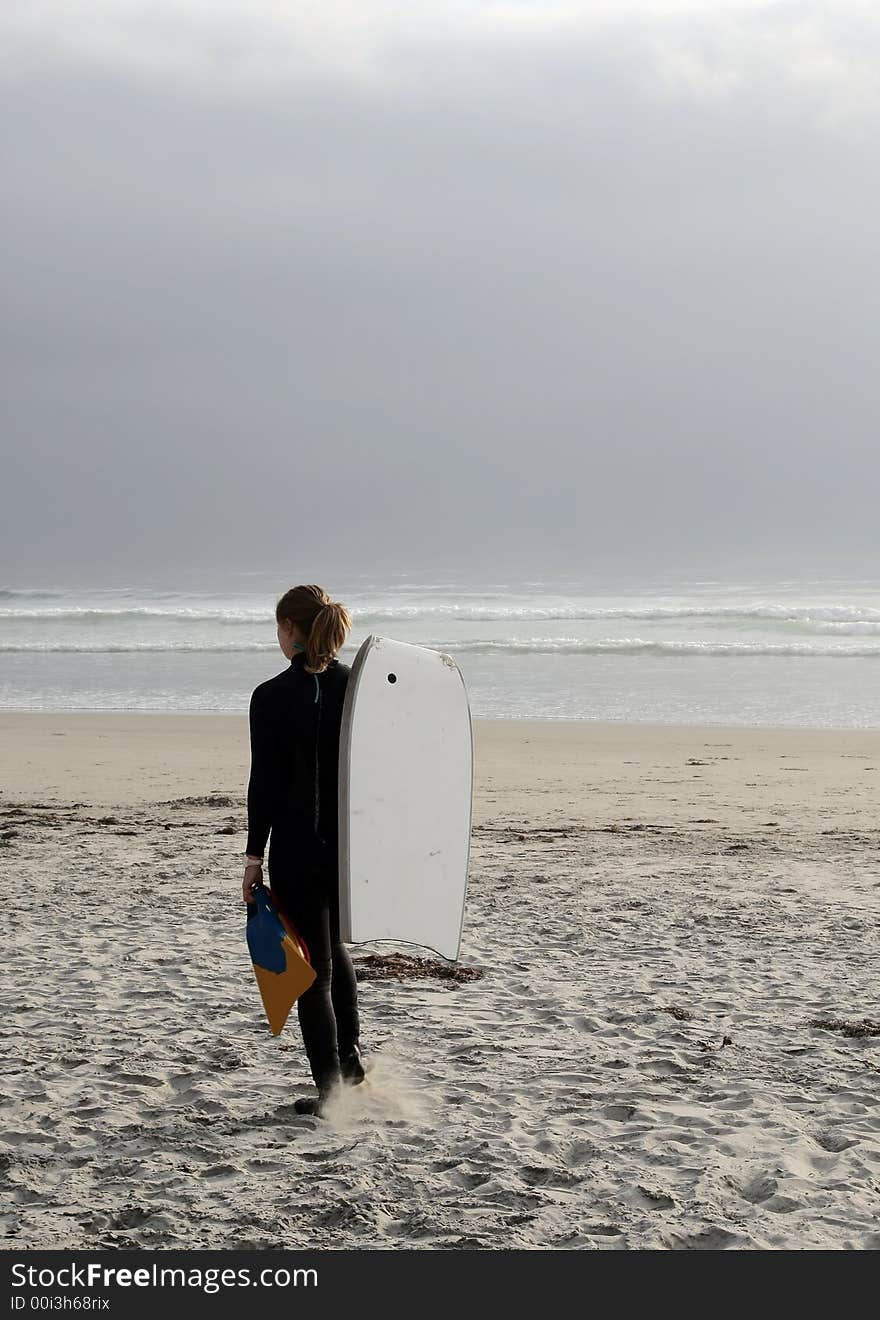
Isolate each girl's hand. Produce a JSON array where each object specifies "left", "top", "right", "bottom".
[{"left": 243, "top": 863, "right": 263, "bottom": 905}]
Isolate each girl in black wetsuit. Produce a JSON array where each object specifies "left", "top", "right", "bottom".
[{"left": 242, "top": 583, "right": 365, "bottom": 1116}]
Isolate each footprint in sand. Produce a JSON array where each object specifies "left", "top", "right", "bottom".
[
  {"left": 815, "top": 1129, "right": 857, "bottom": 1153},
  {"left": 560, "top": 1140, "right": 596, "bottom": 1167},
  {"left": 110, "top": 1206, "right": 154, "bottom": 1230},
  {"left": 201, "top": 1164, "right": 241, "bottom": 1181},
  {"left": 114, "top": 1073, "right": 165, "bottom": 1089},
  {"left": 665, "top": 1226, "right": 747, "bottom": 1250},
  {"left": 447, "top": 1167, "right": 491, "bottom": 1190},
  {"left": 602, "top": 1103, "right": 636, "bottom": 1120},
  {"left": 635, "top": 1185, "right": 675, "bottom": 1210},
  {"left": 738, "top": 1173, "right": 777, "bottom": 1204},
  {"left": 519, "top": 1165, "right": 584, "bottom": 1190}
]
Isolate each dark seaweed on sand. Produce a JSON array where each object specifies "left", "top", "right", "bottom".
[
  {"left": 353, "top": 953, "right": 483, "bottom": 984},
  {"left": 808, "top": 1016, "right": 880, "bottom": 1039}
]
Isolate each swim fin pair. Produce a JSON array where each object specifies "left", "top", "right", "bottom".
[{"left": 246, "top": 886, "right": 315, "bottom": 1035}]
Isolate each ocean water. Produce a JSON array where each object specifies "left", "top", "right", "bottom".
[{"left": 1, "top": 570, "right": 879, "bottom": 727}]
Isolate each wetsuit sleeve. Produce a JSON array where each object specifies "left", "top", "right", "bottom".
[{"left": 246, "top": 686, "right": 277, "bottom": 858}]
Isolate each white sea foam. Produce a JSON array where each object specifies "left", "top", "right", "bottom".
[
  {"left": 433, "top": 638, "right": 880, "bottom": 658},
  {"left": 0, "top": 607, "right": 271, "bottom": 622},
  {"left": 3, "top": 599, "right": 880, "bottom": 628},
  {"left": 358, "top": 603, "right": 880, "bottom": 625},
  {"left": 0, "top": 641, "right": 281, "bottom": 652},
  {"left": 2, "top": 637, "right": 879, "bottom": 657}
]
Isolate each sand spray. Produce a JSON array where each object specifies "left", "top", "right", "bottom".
[{"left": 320, "top": 1043, "right": 437, "bottom": 1131}]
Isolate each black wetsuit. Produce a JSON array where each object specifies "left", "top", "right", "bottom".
[{"left": 246, "top": 652, "right": 360, "bottom": 1091}]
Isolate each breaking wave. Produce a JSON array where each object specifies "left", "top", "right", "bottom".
[
  {"left": 2, "top": 638, "right": 879, "bottom": 658},
  {"left": 3, "top": 600, "right": 880, "bottom": 630}
]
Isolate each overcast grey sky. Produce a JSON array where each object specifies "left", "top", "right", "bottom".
[{"left": 2, "top": 2, "right": 878, "bottom": 581}]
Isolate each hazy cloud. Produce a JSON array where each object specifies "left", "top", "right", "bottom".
[{"left": 2, "top": 2, "right": 878, "bottom": 579}]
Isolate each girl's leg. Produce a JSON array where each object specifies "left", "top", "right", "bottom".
[
  {"left": 329, "top": 941, "right": 360, "bottom": 1060},
  {"left": 326, "top": 869, "right": 362, "bottom": 1072},
  {"left": 269, "top": 865, "right": 341, "bottom": 1093}
]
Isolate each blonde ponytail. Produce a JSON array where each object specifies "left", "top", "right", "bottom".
[{"left": 276, "top": 585, "right": 352, "bottom": 673}]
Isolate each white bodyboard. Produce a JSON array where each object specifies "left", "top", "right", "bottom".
[{"left": 338, "top": 635, "right": 473, "bottom": 961}]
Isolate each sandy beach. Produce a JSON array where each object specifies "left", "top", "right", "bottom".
[{"left": 1, "top": 714, "right": 878, "bottom": 1250}]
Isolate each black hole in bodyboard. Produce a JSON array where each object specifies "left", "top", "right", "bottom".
[{"left": 387, "top": 673, "right": 397, "bottom": 683}]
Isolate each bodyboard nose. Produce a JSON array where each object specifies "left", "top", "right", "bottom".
[{"left": 246, "top": 887, "right": 316, "bottom": 1035}]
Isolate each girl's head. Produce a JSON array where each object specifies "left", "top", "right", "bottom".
[{"left": 275, "top": 585, "right": 352, "bottom": 673}]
